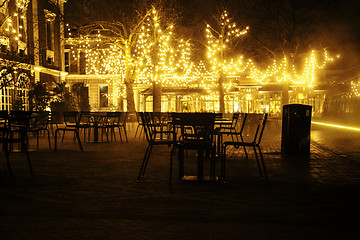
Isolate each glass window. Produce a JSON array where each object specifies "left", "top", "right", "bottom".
[
  {"left": 145, "top": 96, "right": 153, "bottom": 112},
  {"left": 65, "top": 51, "right": 69, "bottom": 72},
  {"left": 46, "top": 21, "right": 53, "bottom": 50},
  {"left": 99, "top": 86, "right": 108, "bottom": 108},
  {"left": 79, "top": 52, "right": 86, "bottom": 74},
  {"left": 15, "top": 72, "right": 30, "bottom": 111}
]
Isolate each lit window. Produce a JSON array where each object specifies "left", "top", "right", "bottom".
[{"left": 99, "top": 86, "right": 108, "bottom": 108}]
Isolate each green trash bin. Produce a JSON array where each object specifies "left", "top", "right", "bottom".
[{"left": 281, "top": 104, "right": 312, "bottom": 155}]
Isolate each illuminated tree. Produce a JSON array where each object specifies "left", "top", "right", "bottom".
[
  {"left": 205, "top": 9, "right": 249, "bottom": 113},
  {"left": 138, "top": 7, "right": 192, "bottom": 112},
  {"left": 71, "top": 9, "right": 155, "bottom": 113},
  {"left": 67, "top": 0, "right": 187, "bottom": 113},
  {"left": 234, "top": 0, "right": 341, "bottom": 106},
  {"left": 69, "top": 4, "right": 191, "bottom": 112}
]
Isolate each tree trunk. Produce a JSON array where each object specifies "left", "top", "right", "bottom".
[
  {"left": 281, "top": 55, "right": 292, "bottom": 109},
  {"left": 153, "top": 82, "right": 162, "bottom": 112},
  {"left": 125, "top": 78, "right": 136, "bottom": 113},
  {"left": 219, "top": 72, "right": 225, "bottom": 114},
  {"left": 281, "top": 81, "right": 290, "bottom": 108}
]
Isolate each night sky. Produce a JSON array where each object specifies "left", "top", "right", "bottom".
[{"left": 64, "top": 0, "right": 360, "bottom": 66}]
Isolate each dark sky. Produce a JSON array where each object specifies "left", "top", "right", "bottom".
[{"left": 65, "top": 0, "right": 360, "bottom": 66}]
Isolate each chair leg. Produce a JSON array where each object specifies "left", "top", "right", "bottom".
[
  {"left": 47, "top": 129, "right": 51, "bottom": 150},
  {"left": 54, "top": 129, "right": 59, "bottom": 152},
  {"left": 221, "top": 144, "right": 227, "bottom": 182},
  {"left": 253, "top": 146, "right": 263, "bottom": 179},
  {"left": 118, "top": 127, "right": 123, "bottom": 143},
  {"left": 111, "top": 128, "right": 116, "bottom": 142},
  {"left": 169, "top": 148, "right": 175, "bottom": 186},
  {"left": 23, "top": 141, "right": 32, "bottom": 173},
  {"left": 61, "top": 130, "right": 66, "bottom": 143},
  {"left": 240, "top": 135, "right": 248, "bottom": 159},
  {"left": 88, "top": 127, "right": 91, "bottom": 142},
  {"left": 178, "top": 147, "right": 184, "bottom": 181},
  {"left": 122, "top": 126, "right": 128, "bottom": 142},
  {"left": 50, "top": 124, "right": 54, "bottom": 136},
  {"left": 142, "top": 144, "right": 153, "bottom": 177},
  {"left": 82, "top": 128, "right": 85, "bottom": 142},
  {"left": 140, "top": 126, "right": 144, "bottom": 138},
  {"left": 75, "top": 130, "right": 84, "bottom": 152},
  {"left": 36, "top": 132, "right": 39, "bottom": 150},
  {"left": 257, "top": 145, "right": 268, "bottom": 182},
  {"left": 4, "top": 142, "right": 13, "bottom": 176},
  {"left": 103, "top": 128, "right": 109, "bottom": 143},
  {"left": 197, "top": 149, "right": 204, "bottom": 181},
  {"left": 137, "top": 143, "right": 151, "bottom": 180},
  {"left": 211, "top": 145, "right": 216, "bottom": 181},
  {"left": 134, "top": 125, "right": 140, "bottom": 138}
]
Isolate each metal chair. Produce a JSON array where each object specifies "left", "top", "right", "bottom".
[
  {"left": 1, "top": 112, "right": 32, "bottom": 176},
  {"left": 134, "top": 112, "right": 143, "bottom": 138},
  {"left": 217, "top": 113, "right": 248, "bottom": 157},
  {"left": 27, "top": 111, "right": 51, "bottom": 150},
  {"left": 103, "top": 112, "right": 128, "bottom": 143},
  {"left": 79, "top": 111, "right": 92, "bottom": 142},
  {"left": 218, "top": 113, "right": 240, "bottom": 135},
  {"left": 117, "top": 112, "right": 128, "bottom": 143},
  {"left": 54, "top": 111, "right": 83, "bottom": 152},
  {"left": 137, "top": 112, "right": 175, "bottom": 184},
  {"left": 49, "top": 111, "right": 62, "bottom": 136},
  {"left": 171, "top": 113, "right": 216, "bottom": 183},
  {"left": 221, "top": 113, "right": 268, "bottom": 182}
]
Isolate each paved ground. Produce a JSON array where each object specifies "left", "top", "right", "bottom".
[{"left": 1, "top": 120, "right": 360, "bottom": 239}]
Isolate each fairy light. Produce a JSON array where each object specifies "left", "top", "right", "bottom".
[
  {"left": 65, "top": 8, "right": 339, "bottom": 109},
  {"left": 351, "top": 81, "right": 360, "bottom": 97},
  {"left": 205, "top": 10, "right": 250, "bottom": 97},
  {"left": 247, "top": 50, "right": 339, "bottom": 86},
  {"left": 67, "top": 7, "right": 196, "bottom": 100},
  {"left": 0, "top": 0, "right": 29, "bottom": 43}
]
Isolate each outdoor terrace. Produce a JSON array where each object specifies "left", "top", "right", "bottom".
[{"left": 1, "top": 118, "right": 360, "bottom": 239}]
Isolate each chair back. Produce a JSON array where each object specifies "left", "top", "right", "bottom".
[
  {"left": 106, "top": 112, "right": 121, "bottom": 126},
  {"left": 30, "top": 111, "right": 50, "bottom": 129},
  {"left": 231, "top": 113, "right": 240, "bottom": 129},
  {"left": 63, "top": 111, "right": 81, "bottom": 127},
  {"left": 80, "top": 111, "right": 92, "bottom": 124},
  {"left": 141, "top": 112, "right": 172, "bottom": 143},
  {"left": 215, "top": 113, "right": 223, "bottom": 119},
  {"left": 172, "top": 113, "right": 215, "bottom": 143},
  {"left": 119, "top": 112, "right": 127, "bottom": 127},
  {"left": 140, "top": 112, "right": 154, "bottom": 143},
  {"left": 8, "top": 112, "right": 30, "bottom": 133},
  {"left": 244, "top": 113, "right": 268, "bottom": 145},
  {"left": 0, "top": 110, "right": 9, "bottom": 128},
  {"left": 150, "top": 112, "right": 165, "bottom": 127},
  {"left": 0, "top": 111, "right": 9, "bottom": 139},
  {"left": 50, "top": 111, "right": 63, "bottom": 124}
]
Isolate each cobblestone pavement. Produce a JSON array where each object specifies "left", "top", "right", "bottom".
[{"left": 0, "top": 121, "right": 360, "bottom": 239}]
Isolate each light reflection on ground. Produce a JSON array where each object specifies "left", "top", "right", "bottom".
[
  {"left": 311, "top": 123, "right": 360, "bottom": 156},
  {"left": 312, "top": 121, "right": 360, "bottom": 131}
]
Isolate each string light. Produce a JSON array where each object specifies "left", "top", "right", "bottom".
[
  {"left": 0, "top": 0, "right": 29, "bottom": 44},
  {"left": 67, "top": 7, "right": 195, "bottom": 100},
  {"left": 65, "top": 9, "right": 339, "bottom": 104},
  {"left": 351, "top": 81, "right": 360, "bottom": 97}
]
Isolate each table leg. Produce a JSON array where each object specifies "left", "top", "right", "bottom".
[
  {"left": 93, "top": 123, "right": 99, "bottom": 142},
  {"left": 197, "top": 149, "right": 204, "bottom": 181},
  {"left": 178, "top": 148, "right": 184, "bottom": 181}
]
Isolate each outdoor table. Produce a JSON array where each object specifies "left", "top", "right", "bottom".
[
  {"left": 214, "top": 118, "right": 233, "bottom": 156},
  {"left": 215, "top": 119, "right": 232, "bottom": 126},
  {"left": 171, "top": 113, "right": 217, "bottom": 182},
  {"left": 89, "top": 112, "right": 106, "bottom": 143},
  {"left": 8, "top": 111, "right": 32, "bottom": 152}
]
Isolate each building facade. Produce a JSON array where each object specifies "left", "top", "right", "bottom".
[{"left": 0, "top": 0, "right": 66, "bottom": 111}]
